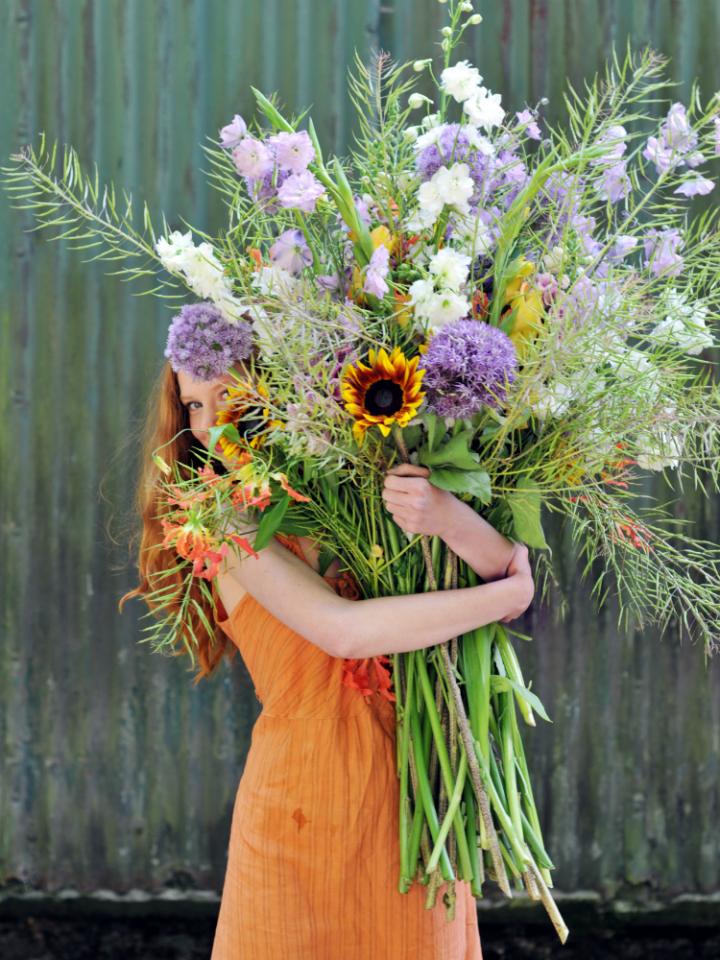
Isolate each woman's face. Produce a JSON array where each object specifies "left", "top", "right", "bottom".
[{"left": 177, "top": 369, "right": 237, "bottom": 454}]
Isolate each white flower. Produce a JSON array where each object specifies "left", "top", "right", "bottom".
[
  {"left": 468, "top": 13, "right": 482, "bottom": 23},
  {"left": 428, "top": 247, "right": 471, "bottom": 290},
  {"left": 463, "top": 88, "right": 505, "bottom": 130},
  {"left": 434, "top": 162, "right": 474, "bottom": 212},
  {"left": 423, "top": 291, "right": 471, "bottom": 329},
  {"left": 420, "top": 112, "right": 441, "bottom": 131},
  {"left": 542, "top": 245, "right": 566, "bottom": 274},
  {"left": 155, "top": 230, "right": 195, "bottom": 271},
  {"left": 408, "top": 278, "right": 436, "bottom": 309},
  {"left": 250, "top": 264, "right": 299, "bottom": 297},
  {"left": 450, "top": 211, "right": 494, "bottom": 257},
  {"left": 403, "top": 127, "right": 419, "bottom": 143},
  {"left": 416, "top": 178, "right": 445, "bottom": 225},
  {"left": 413, "top": 59, "right": 432, "bottom": 72},
  {"left": 439, "top": 61, "right": 483, "bottom": 103},
  {"left": 652, "top": 289, "right": 715, "bottom": 355}
]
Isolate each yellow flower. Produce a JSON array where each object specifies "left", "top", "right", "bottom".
[
  {"left": 341, "top": 346, "right": 425, "bottom": 446},
  {"left": 502, "top": 259, "right": 545, "bottom": 359},
  {"left": 214, "top": 380, "right": 278, "bottom": 462},
  {"left": 370, "top": 224, "right": 400, "bottom": 256}
]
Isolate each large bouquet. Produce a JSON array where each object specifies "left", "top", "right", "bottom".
[{"left": 5, "top": 0, "right": 720, "bottom": 942}]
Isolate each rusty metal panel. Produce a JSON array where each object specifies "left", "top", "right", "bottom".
[{"left": 0, "top": 0, "right": 719, "bottom": 909}]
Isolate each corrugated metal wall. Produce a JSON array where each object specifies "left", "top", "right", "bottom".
[{"left": 1, "top": 0, "right": 719, "bottom": 910}]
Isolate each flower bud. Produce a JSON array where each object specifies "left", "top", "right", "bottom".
[
  {"left": 468, "top": 13, "right": 482, "bottom": 24},
  {"left": 403, "top": 126, "right": 419, "bottom": 143},
  {"left": 413, "top": 58, "right": 432, "bottom": 72},
  {"left": 460, "top": 1, "right": 473, "bottom": 10},
  {"left": 441, "top": 38, "right": 450, "bottom": 51},
  {"left": 408, "top": 93, "right": 431, "bottom": 109},
  {"left": 441, "top": 25, "right": 452, "bottom": 36}
]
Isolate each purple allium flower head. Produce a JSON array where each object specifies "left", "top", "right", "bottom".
[
  {"left": 277, "top": 170, "right": 326, "bottom": 213},
  {"left": 516, "top": 109, "right": 541, "bottom": 140},
  {"left": 268, "top": 130, "right": 315, "bottom": 173},
  {"left": 363, "top": 244, "right": 390, "bottom": 298},
  {"left": 165, "top": 302, "right": 253, "bottom": 381},
  {"left": 416, "top": 124, "right": 472, "bottom": 180},
  {"left": 219, "top": 114, "right": 247, "bottom": 149},
  {"left": 674, "top": 174, "right": 714, "bottom": 197},
  {"left": 643, "top": 228, "right": 684, "bottom": 277},
  {"left": 423, "top": 320, "right": 518, "bottom": 419},
  {"left": 269, "top": 228, "right": 313, "bottom": 275},
  {"left": 232, "top": 137, "right": 274, "bottom": 178}
]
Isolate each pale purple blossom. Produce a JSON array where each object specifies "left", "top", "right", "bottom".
[
  {"left": 598, "top": 161, "right": 631, "bottom": 202},
  {"left": 643, "top": 103, "right": 698, "bottom": 175},
  {"left": 276, "top": 170, "right": 326, "bottom": 213},
  {"left": 363, "top": 245, "right": 390, "bottom": 298},
  {"left": 607, "top": 235, "right": 639, "bottom": 262},
  {"left": 422, "top": 320, "right": 518, "bottom": 418},
  {"left": 515, "top": 109, "right": 541, "bottom": 140},
  {"left": 232, "top": 137, "right": 274, "bottom": 178},
  {"left": 644, "top": 228, "right": 684, "bottom": 277},
  {"left": 715, "top": 118, "right": 720, "bottom": 156},
  {"left": 219, "top": 114, "right": 247, "bottom": 149},
  {"left": 674, "top": 174, "right": 714, "bottom": 197},
  {"left": 535, "top": 272, "right": 559, "bottom": 306},
  {"left": 592, "top": 124, "right": 628, "bottom": 165},
  {"left": 165, "top": 302, "right": 253, "bottom": 380},
  {"left": 269, "top": 228, "right": 313, "bottom": 275},
  {"left": 643, "top": 136, "right": 674, "bottom": 174},
  {"left": 268, "top": 130, "right": 315, "bottom": 173}
]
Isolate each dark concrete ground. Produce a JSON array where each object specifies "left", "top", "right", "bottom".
[{"left": 3, "top": 916, "right": 720, "bottom": 959}]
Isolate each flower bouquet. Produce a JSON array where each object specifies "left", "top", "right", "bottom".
[{"left": 4, "top": 0, "right": 720, "bottom": 942}]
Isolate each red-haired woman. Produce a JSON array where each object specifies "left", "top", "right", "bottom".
[{"left": 122, "top": 356, "right": 534, "bottom": 960}]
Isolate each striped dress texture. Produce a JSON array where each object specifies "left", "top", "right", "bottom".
[{"left": 210, "top": 535, "right": 483, "bottom": 959}]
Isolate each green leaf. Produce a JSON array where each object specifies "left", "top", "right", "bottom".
[
  {"left": 399, "top": 423, "right": 422, "bottom": 451},
  {"left": 250, "top": 87, "right": 294, "bottom": 132},
  {"left": 419, "top": 430, "right": 481, "bottom": 471},
  {"left": 428, "top": 468, "right": 492, "bottom": 503},
  {"left": 253, "top": 494, "right": 290, "bottom": 551},
  {"left": 506, "top": 477, "right": 548, "bottom": 549},
  {"left": 421, "top": 411, "right": 443, "bottom": 453},
  {"left": 490, "top": 675, "right": 551, "bottom": 723}
]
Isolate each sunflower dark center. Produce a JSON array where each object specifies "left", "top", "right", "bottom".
[
  {"left": 365, "top": 379, "right": 403, "bottom": 416},
  {"left": 236, "top": 406, "right": 265, "bottom": 439}
]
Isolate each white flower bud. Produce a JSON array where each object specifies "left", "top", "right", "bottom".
[
  {"left": 413, "top": 58, "right": 432, "bottom": 72},
  {"left": 408, "top": 92, "right": 432, "bottom": 109},
  {"left": 441, "top": 26, "right": 452, "bottom": 36},
  {"left": 437, "top": 0, "right": 448, "bottom": 4},
  {"left": 460, "top": 1, "right": 473, "bottom": 10},
  {"left": 441, "top": 38, "right": 450, "bottom": 51},
  {"left": 403, "top": 126, "right": 419, "bottom": 143},
  {"left": 468, "top": 13, "right": 482, "bottom": 24}
]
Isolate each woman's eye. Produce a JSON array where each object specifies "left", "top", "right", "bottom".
[{"left": 187, "top": 401, "right": 201, "bottom": 412}]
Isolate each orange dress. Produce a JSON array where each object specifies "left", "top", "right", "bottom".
[{"left": 210, "top": 535, "right": 483, "bottom": 959}]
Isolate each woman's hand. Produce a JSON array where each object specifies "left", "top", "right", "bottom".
[
  {"left": 382, "top": 463, "right": 460, "bottom": 539},
  {"left": 498, "top": 542, "right": 535, "bottom": 623}
]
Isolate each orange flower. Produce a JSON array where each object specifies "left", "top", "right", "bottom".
[{"left": 273, "top": 472, "right": 311, "bottom": 503}]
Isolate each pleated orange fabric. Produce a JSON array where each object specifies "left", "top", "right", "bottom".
[{"left": 210, "top": 535, "right": 483, "bottom": 959}]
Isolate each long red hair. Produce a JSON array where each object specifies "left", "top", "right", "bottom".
[{"left": 119, "top": 361, "right": 237, "bottom": 683}]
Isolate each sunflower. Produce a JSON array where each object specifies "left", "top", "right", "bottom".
[
  {"left": 214, "top": 380, "right": 280, "bottom": 462},
  {"left": 341, "top": 346, "right": 425, "bottom": 445}
]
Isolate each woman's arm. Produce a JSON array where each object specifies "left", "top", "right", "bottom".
[
  {"left": 215, "top": 532, "right": 532, "bottom": 661},
  {"left": 382, "top": 464, "right": 515, "bottom": 581}
]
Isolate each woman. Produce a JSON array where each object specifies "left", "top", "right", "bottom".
[{"left": 124, "top": 358, "right": 535, "bottom": 960}]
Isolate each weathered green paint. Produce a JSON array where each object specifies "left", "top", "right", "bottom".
[{"left": 0, "top": 0, "right": 718, "bottom": 909}]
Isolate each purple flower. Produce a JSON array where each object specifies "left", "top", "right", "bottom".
[
  {"left": 268, "top": 130, "right": 315, "bottom": 173},
  {"left": 643, "top": 228, "right": 684, "bottom": 277},
  {"left": 422, "top": 320, "right": 518, "bottom": 419},
  {"left": 643, "top": 136, "right": 674, "bottom": 174},
  {"left": 598, "top": 161, "right": 631, "bottom": 202},
  {"left": 232, "top": 137, "right": 274, "bottom": 178},
  {"left": 165, "top": 302, "right": 253, "bottom": 381},
  {"left": 416, "top": 124, "right": 472, "bottom": 180},
  {"left": 269, "top": 228, "right": 313, "bottom": 275},
  {"left": 219, "top": 114, "right": 247, "bottom": 149},
  {"left": 276, "top": 170, "right": 326, "bottom": 213},
  {"left": 515, "top": 109, "right": 541, "bottom": 140},
  {"left": 643, "top": 102, "right": 698, "bottom": 175},
  {"left": 674, "top": 174, "right": 714, "bottom": 197},
  {"left": 715, "top": 118, "right": 720, "bottom": 157},
  {"left": 607, "top": 234, "right": 639, "bottom": 262},
  {"left": 535, "top": 272, "right": 559, "bottom": 306},
  {"left": 592, "top": 124, "right": 628, "bottom": 166},
  {"left": 363, "top": 245, "right": 390, "bottom": 298}
]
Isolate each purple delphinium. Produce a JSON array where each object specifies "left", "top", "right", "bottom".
[
  {"left": 219, "top": 114, "right": 247, "bottom": 149},
  {"left": 268, "top": 130, "right": 315, "bottom": 173},
  {"left": 165, "top": 302, "right": 253, "bottom": 380},
  {"left": 422, "top": 320, "right": 518, "bottom": 419},
  {"left": 231, "top": 137, "right": 274, "bottom": 178},
  {"left": 269, "top": 228, "right": 313, "bottom": 275},
  {"left": 643, "top": 228, "right": 684, "bottom": 277},
  {"left": 363, "top": 245, "right": 390, "bottom": 297},
  {"left": 277, "top": 170, "right": 326, "bottom": 213}
]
